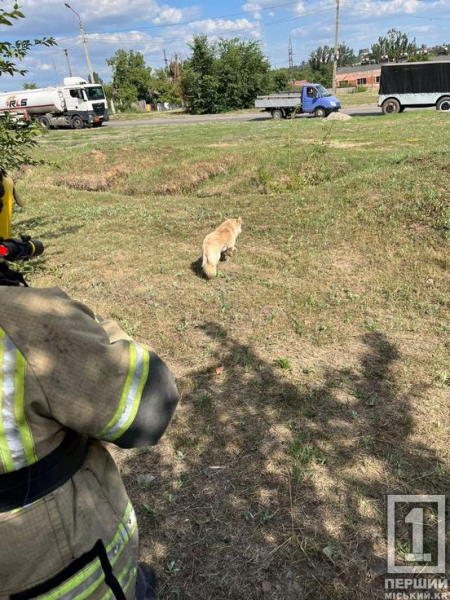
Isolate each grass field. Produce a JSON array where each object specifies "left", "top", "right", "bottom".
[
  {"left": 14, "top": 111, "right": 449, "bottom": 599},
  {"left": 336, "top": 90, "right": 379, "bottom": 107}
]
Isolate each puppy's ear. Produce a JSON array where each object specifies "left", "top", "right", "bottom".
[{"left": 237, "top": 217, "right": 242, "bottom": 225}]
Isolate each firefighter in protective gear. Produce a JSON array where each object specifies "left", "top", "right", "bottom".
[{"left": 0, "top": 175, "right": 179, "bottom": 599}]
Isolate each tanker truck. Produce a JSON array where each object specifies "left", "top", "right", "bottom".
[{"left": 0, "top": 77, "right": 108, "bottom": 129}]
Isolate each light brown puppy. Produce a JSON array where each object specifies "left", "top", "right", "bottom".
[{"left": 202, "top": 218, "right": 242, "bottom": 279}]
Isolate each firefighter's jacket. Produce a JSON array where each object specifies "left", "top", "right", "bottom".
[{"left": 0, "top": 287, "right": 178, "bottom": 599}]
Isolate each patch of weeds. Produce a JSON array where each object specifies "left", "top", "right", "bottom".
[
  {"left": 110, "top": 313, "right": 140, "bottom": 336},
  {"left": 293, "top": 318, "right": 304, "bottom": 336},
  {"left": 193, "top": 394, "right": 213, "bottom": 412},
  {"left": 435, "top": 371, "right": 449, "bottom": 386},
  {"left": 261, "top": 509, "right": 275, "bottom": 524},
  {"left": 235, "top": 348, "right": 254, "bottom": 372},
  {"left": 177, "top": 316, "right": 190, "bottom": 331},
  {"left": 275, "top": 357, "right": 292, "bottom": 370},
  {"left": 243, "top": 510, "right": 256, "bottom": 522},
  {"left": 165, "top": 561, "right": 182, "bottom": 575},
  {"left": 143, "top": 505, "right": 157, "bottom": 518},
  {"left": 363, "top": 320, "right": 379, "bottom": 332}
]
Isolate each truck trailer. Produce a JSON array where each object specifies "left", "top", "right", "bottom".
[
  {"left": 379, "top": 62, "right": 450, "bottom": 114},
  {"left": 0, "top": 77, "right": 109, "bottom": 129},
  {"left": 255, "top": 84, "right": 341, "bottom": 119}
]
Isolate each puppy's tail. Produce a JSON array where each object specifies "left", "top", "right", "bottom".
[{"left": 202, "top": 247, "right": 217, "bottom": 279}]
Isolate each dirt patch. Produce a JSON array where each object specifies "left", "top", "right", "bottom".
[
  {"left": 53, "top": 165, "right": 129, "bottom": 192},
  {"left": 155, "top": 157, "right": 238, "bottom": 196}
]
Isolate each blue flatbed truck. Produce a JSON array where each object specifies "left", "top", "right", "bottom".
[{"left": 255, "top": 83, "right": 341, "bottom": 119}]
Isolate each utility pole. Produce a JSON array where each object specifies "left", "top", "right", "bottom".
[
  {"left": 64, "top": 3, "right": 95, "bottom": 83},
  {"left": 173, "top": 53, "right": 180, "bottom": 82},
  {"left": 288, "top": 37, "right": 294, "bottom": 79},
  {"left": 163, "top": 49, "right": 169, "bottom": 76},
  {"left": 332, "top": 0, "right": 340, "bottom": 95},
  {"left": 64, "top": 49, "right": 73, "bottom": 78}
]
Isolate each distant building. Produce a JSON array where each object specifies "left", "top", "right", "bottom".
[
  {"left": 336, "top": 55, "right": 450, "bottom": 90},
  {"left": 336, "top": 63, "right": 382, "bottom": 90}
]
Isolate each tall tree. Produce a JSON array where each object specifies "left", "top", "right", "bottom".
[
  {"left": 106, "top": 50, "right": 154, "bottom": 109},
  {"left": 308, "top": 44, "right": 355, "bottom": 70},
  {"left": 181, "top": 35, "right": 272, "bottom": 114},
  {"left": 22, "top": 82, "right": 37, "bottom": 89},
  {"left": 1, "top": 4, "right": 55, "bottom": 172},
  {"left": 371, "top": 29, "right": 417, "bottom": 63}
]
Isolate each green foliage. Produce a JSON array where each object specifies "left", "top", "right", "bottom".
[
  {"left": 22, "top": 82, "right": 37, "bottom": 89},
  {"left": 270, "top": 69, "right": 290, "bottom": 92},
  {"left": 308, "top": 43, "right": 356, "bottom": 71},
  {"left": 106, "top": 50, "right": 181, "bottom": 110},
  {"left": 181, "top": 35, "right": 272, "bottom": 114},
  {"left": 371, "top": 29, "right": 417, "bottom": 63},
  {"left": 0, "top": 4, "right": 55, "bottom": 172},
  {"left": 107, "top": 49, "right": 154, "bottom": 109},
  {"left": 0, "top": 4, "right": 55, "bottom": 76},
  {"left": 0, "top": 113, "right": 42, "bottom": 172}
]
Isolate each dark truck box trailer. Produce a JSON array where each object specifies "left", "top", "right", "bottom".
[{"left": 379, "top": 62, "right": 450, "bottom": 114}]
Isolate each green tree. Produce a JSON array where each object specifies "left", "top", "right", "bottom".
[
  {"left": 270, "top": 69, "right": 290, "bottom": 92},
  {"left": 181, "top": 35, "right": 272, "bottom": 114},
  {"left": 106, "top": 49, "right": 154, "bottom": 109},
  {"left": 22, "top": 82, "right": 37, "bottom": 89},
  {"left": 308, "top": 44, "right": 355, "bottom": 70},
  {"left": 1, "top": 4, "right": 55, "bottom": 172},
  {"left": 91, "top": 72, "right": 104, "bottom": 85},
  {"left": 371, "top": 29, "right": 417, "bottom": 63}
]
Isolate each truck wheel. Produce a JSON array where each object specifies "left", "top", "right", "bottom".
[
  {"left": 272, "top": 109, "right": 283, "bottom": 120},
  {"left": 38, "top": 116, "right": 50, "bottom": 129},
  {"left": 382, "top": 99, "right": 401, "bottom": 115},
  {"left": 71, "top": 115, "right": 85, "bottom": 129},
  {"left": 436, "top": 97, "right": 450, "bottom": 111},
  {"left": 314, "top": 107, "right": 327, "bottom": 118}
]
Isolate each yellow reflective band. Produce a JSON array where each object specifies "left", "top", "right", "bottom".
[
  {"left": 40, "top": 559, "right": 103, "bottom": 600},
  {"left": 0, "top": 329, "right": 14, "bottom": 473},
  {"left": 96, "top": 342, "right": 150, "bottom": 442},
  {"left": 14, "top": 349, "right": 37, "bottom": 465}
]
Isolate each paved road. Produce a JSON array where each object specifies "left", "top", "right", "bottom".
[{"left": 106, "top": 105, "right": 381, "bottom": 128}]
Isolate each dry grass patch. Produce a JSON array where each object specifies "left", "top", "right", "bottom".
[{"left": 155, "top": 156, "right": 239, "bottom": 196}]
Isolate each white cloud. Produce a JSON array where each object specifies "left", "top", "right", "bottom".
[
  {"left": 253, "top": 12, "right": 262, "bottom": 20},
  {"left": 294, "top": 2, "right": 306, "bottom": 15},
  {"left": 186, "top": 18, "right": 258, "bottom": 34},
  {"left": 345, "top": 0, "right": 424, "bottom": 15},
  {"left": 268, "top": 11, "right": 275, "bottom": 17},
  {"left": 291, "top": 27, "right": 308, "bottom": 36},
  {"left": 38, "top": 63, "right": 53, "bottom": 71},
  {"left": 151, "top": 4, "right": 201, "bottom": 25}
]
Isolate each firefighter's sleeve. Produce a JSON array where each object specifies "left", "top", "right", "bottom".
[{"left": 33, "top": 296, "right": 178, "bottom": 446}]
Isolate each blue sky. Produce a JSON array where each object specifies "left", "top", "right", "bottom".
[{"left": 1, "top": 0, "right": 450, "bottom": 90}]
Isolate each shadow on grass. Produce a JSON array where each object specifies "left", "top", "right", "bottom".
[{"left": 121, "top": 323, "right": 446, "bottom": 600}]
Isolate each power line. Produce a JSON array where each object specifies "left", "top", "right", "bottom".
[
  {"left": 81, "top": 6, "right": 336, "bottom": 45},
  {"left": 80, "top": 0, "right": 318, "bottom": 36}
]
